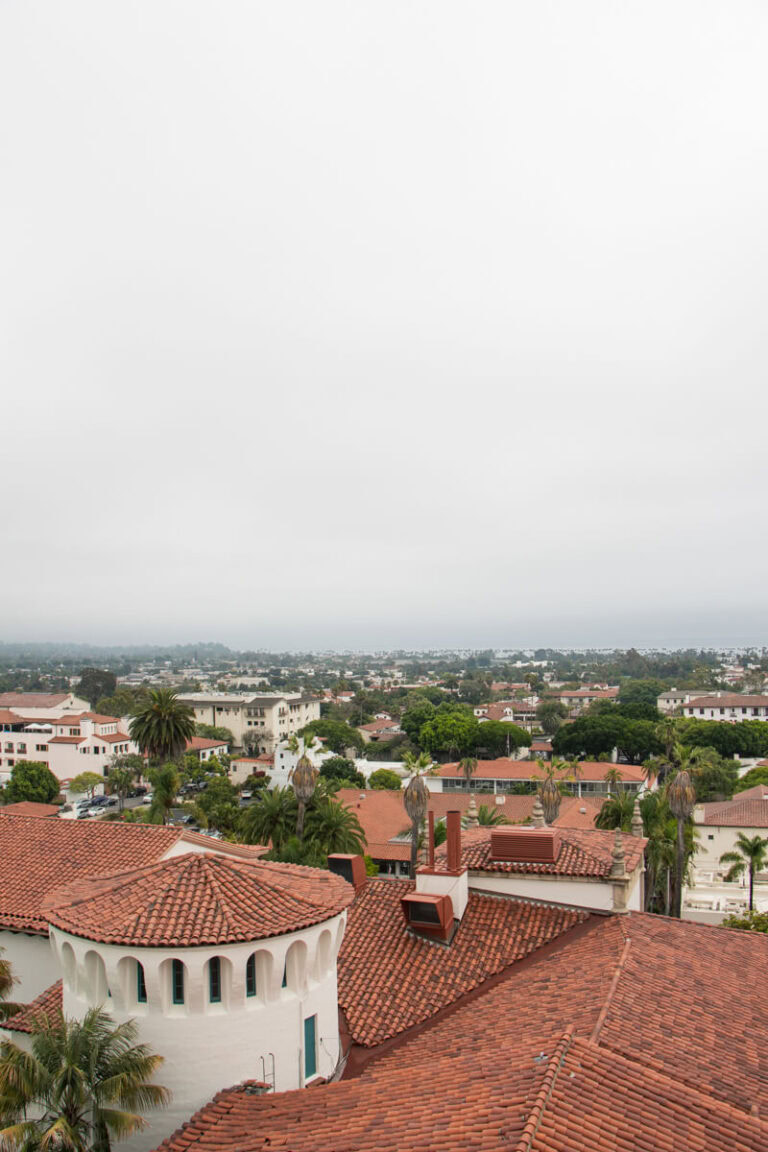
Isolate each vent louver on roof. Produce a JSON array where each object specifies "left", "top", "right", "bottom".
[{"left": 490, "top": 827, "right": 561, "bottom": 864}]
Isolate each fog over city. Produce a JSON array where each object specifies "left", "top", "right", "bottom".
[{"left": 2, "top": 2, "right": 767, "bottom": 648}]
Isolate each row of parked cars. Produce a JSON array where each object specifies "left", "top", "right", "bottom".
[{"left": 71, "top": 784, "right": 150, "bottom": 818}]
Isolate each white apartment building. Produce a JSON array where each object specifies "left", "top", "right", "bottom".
[
  {"left": 0, "top": 710, "right": 137, "bottom": 785},
  {"left": 681, "top": 695, "right": 768, "bottom": 722},
  {"left": 177, "top": 693, "right": 321, "bottom": 752}
]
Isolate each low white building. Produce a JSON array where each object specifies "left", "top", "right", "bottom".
[
  {"left": 681, "top": 695, "right": 768, "bottom": 722},
  {"left": 0, "top": 691, "right": 89, "bottom": 719},
  {"left": 683, "top": 785, "right": 768, "bottom": 923}
]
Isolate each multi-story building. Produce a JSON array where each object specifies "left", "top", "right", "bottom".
[
  {"left": 0, "top": 710, "right": 137, "bottom": 784},
  {"left": 177, "top": 693, "right": 321, "bottom": 752},
  {"left": 0, "top": 691, "right": 89, "bottom": 718}
]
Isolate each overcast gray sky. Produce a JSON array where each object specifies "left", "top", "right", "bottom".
[{"left": 2, "top": 1, "right": 767, "bottom": 650}]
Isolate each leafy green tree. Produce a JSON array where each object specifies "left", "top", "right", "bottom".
[
  {"left": 318, "top": 757, "right": 366, "bottom": 789},
  {"left": 399, "top": 698, "right": 436, "bottom": 744},
  {"left": 300, "top": 718, "right": 365, "bottom": 756},
  {"left": 95, "top": 686, "right": 149, "bottom": 719},
  {"left": 0, "top": 1008, "right": 168, "bottom": 1152},
  {"left": 146, "top": 763, "right": 180, "bottom": 826},
  {"left": 263, "top": 835, "right": 328, "bottom": 868},
  {"left": 615, "top": 720, "right": 664, "bottom": 764},
  {"left": 128, "top": 689, "right": 195, "bottom": 762},
  {"left": 195, "top": 724, "right": 234, "bottom": 745},
  {"left": 419, "top": 712, "right": 478, "bottom": 759},
  {"left": 616, "top": 679, "right": 665, "bottom": 720},
  {"left": 105, "top": 762, "right": 136, "bottom": 812},
  {"left": 4, "top": 762, "right": 59, "bottom": 805},
  {"left": 368, "top": 768, "right": 402, "bottom": 791},
  {"left": 720, "top": 833, "right": 768, "bottom": 911},
  {"left": 69, "top": 771, "right": 103, "bottom": 799},
  {"left": 536, "top": 699, "right": 568, "bottom": 735},
  {"left": 686, "top": 746, "right": 738, "bottom": 801},
  {"left": 475, "top": 720, "right": 530, "bottom": 758},
  {"left": 0, "top": 946, "right": 14, "bottom": 1020},
  {"left": 735, "top": 766, "right": 768, "bottom": 793},
  {"left": 305, "top": 795, "right": 365, "bottom": 855},
  {"left": 76, "top": 667, "right": 117, "bottom": 709},
  {"left": 239, "top": 787, "right": 297, "bottom": 850},
  {"left": 195, "top": 776, "right": 239, "bottom": 833},
  {"left": 552, "top": 715, "right": 623, "bottom": 759}
]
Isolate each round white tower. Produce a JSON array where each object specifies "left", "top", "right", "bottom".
[{"left": 45, "top": 852, "right": 354, "bottom": 1151}]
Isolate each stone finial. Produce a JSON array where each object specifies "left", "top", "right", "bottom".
[
  {"left": 610, "top": 826, "right": 626, "bottom": 878},
  {"left": 465, "top": 795, "right": 479, "bottom": 828},
  {"left": 531, "top": 797, "right": 546, "bottom": 829},
  {"left": 631, "top": 797, "right": 644, "bottom": 838}
]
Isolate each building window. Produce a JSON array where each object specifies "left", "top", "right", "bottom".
[
  {"left": 282, "top": 962, "right": 287, "bottom": 988},
  {"left": 209, "top": 957, "right": 222, "bottom": 1003},
  {"left": 304, "top": 1015, "right": 317, "bottom": 1079},
  {"left": 137, "top": 962, "right": 147, "bottom": 1003},
  {"left": 246, "top": 954, "right": 257, "bottom": 998},
  {"left": 17, "top": 743, "right": 26, "bottom": 753},
  {"left": 172, "top": 960, "right": 185, "bottom": 1004}
]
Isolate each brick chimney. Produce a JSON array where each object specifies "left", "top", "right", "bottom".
[{"left": 413, "top": 809, "right": 468, "bottom": 922}]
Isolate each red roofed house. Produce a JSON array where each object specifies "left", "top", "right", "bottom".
[
  {"left": 357, "top": 717, "right": 402, "bottom": 742},
  {"left": 682, "top": 694, "right": 768, "bottom": 721},
  {"left": 1, "top": 709, "right": 139, "bottom": 785},
  {"left": 683, "top": 785, "right": 768, "bottom": 922},
  {"left": 184, "top": 735, "right": 229, "bottom": 762},
  {"left": 428, "top": 757, "right": 649, "bottom": 796}
]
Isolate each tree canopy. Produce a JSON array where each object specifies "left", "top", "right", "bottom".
[
  {"left": 76, "top": 667, "right": 117, "bottom": 708},
  {"left": 129, "top": 688, "right": 195, "bottom": 761},
  {"left": 368, "top": 768, "right": 402, "bottom": 790},
  {"left": 3, "top": 761, "right": 60, "bottom": 804}
]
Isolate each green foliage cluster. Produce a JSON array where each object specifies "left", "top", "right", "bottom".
[
  {"left": 318, "top": 757, "right": 366, "bottom": 789},
  {"left": 239, "top": 784, "right": 365, "bottom": 863},
  {"left": 721, "top": 909, "right": 768, "bottom": 933},
  {"left": 368, "top": 768, "right": 402, "bottom": 790},
  {"left": 75, "top": 667, "right": 117, "bottom": 708},
  {"left": 553, "top": 714, "right": 663, "bottom": 763},
  {"left": 301, "top": 718, "right": 365, "bottom": 755},
  {"left": 2, "top": 761, "right": 60, "bottom": 805},
  {"left": 400, "top": 698, "right": 528, "bottom": 760},
  {"left": 735, "top": 766, "right": 768, "bottom": 793},
  {"left": 195, "top": 723, "right": 234, "bottom": 745}
]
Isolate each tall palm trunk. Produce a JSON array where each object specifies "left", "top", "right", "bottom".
[
  {"left": 297, "top": 799, "right": 307, "bottom": 842},
  {"left": 673, "top": 818, "right": 685, "bottom": 919},
  {"left": 749, "top": 863, "right": 754, "bottom": 911}
]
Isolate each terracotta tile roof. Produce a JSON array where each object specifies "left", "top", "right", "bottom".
[
  {"left": 0, "top": 801, "right": 60, "bottom": 817},
  {"left": 698, "top": 796, "right": 768, "bottom": 827},
  {"left": 48, "top": 735, "right": 85, "bottom": 744},
  {"left": 436, "top": 758, "right": 648, "bottom": 783},
  {"left": 0, "top": 710, "right": 24, "bottom": 725},
  {"left": 93, "top": 731, "right": 130, "bottom": 743},
  {"left": 4, "top": 981, "right": 63, "bottom": 1033},
  {"left": 0, "top": 693, "right": 72, "bottom": 708},
  {"left": 686, "top": 694, "right": 768, "bottom": 708},
  {"left": 0, "top": 813, "right": 182, "bottom": 934},
  {"left": 735, "top": 783, "right": 768, "bottom": 799},
  {"left": 359, "top": 719, "right": 401, "bottom": 734},
  {"left": 186, "top": 735, "right": 229, "bottom": 751},
  {"left": 436, "top": 825, "right": 646, "bottom": 878},
  {"left": 338, "top": 879, "right": 587, "bottom": 1046},
  {"left": 155, "top": 912, "right": 768, "bottom": 1152},
  {"left": 45, "top": 853, "right": 354, "bottom": 947},
  {"left": 337, "top": 790, "right": 601, "bottom": 861}
]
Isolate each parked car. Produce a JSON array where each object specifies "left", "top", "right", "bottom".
[
  {"left": 241, "top": 791, "right": 253, "bottom": 800},
  {"left": 140, "top": 793, "right": 154, "bottom": 805},
  {"left": 127, "top": 785, "right": 148, "bottom": 798}
]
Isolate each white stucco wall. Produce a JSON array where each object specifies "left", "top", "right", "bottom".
[
  {"left": 50, "top": 911, "right": 347, "bottom": 1152},
  {"left": 466, "top": 868, "right": 643, "bottom": 913},
  {"left": 0, "top": 930, "right": 59, "bottom": 1003}
]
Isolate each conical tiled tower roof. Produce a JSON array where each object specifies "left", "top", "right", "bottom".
[{"left": 44, "top": 852, "right": 354, "bottom": 947}]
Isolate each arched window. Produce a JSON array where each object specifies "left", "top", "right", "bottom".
[
  {"left": 171, "top": 959, "right": 185, "bottom": 1005},
  {"left": 137, "top": 961, "right": 147, "bottom": 1004},
  {"left": 209, "top": 957, "right": 222, "bottom": 1003},
  {"left": 246, "top": 954, "right": 257, "bottom": 998}
]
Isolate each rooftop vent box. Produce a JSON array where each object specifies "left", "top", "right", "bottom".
[
  {"left": 327, "top": 854, "right": 367, "bottom": 893},
  {"left": 401, "top": 893, "right": 454, "bottom": 942},
  {"left": 490, "top": 827, "right": 561, "bottom": 864}
]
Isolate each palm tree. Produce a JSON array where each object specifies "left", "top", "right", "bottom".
[
  {"left": 667, "top": 766, "right": 696, "bottom": 918},
  {"left": 0, "top": 947, "right": 14, "bottom": 1022},
  {"left": 458, "top": 758, "right": 477, "bottom": 791},
  {"left": 595, "top": 792, "right": 635, "bottom": 833},
  {"left": 239, "top": 787, "right": 297, "bottom": 851},
  {"left": 0, "top": 1008, "right": 168, "bottom": 1152},
  {"left": 306, "top": 796, "right": 365, "bottom": 855},
  {"left": 720, "top": 833, "right": 768, "bottom": 911},
  {"left": 129, "top": 689, "right": 195, "bottom": 763},
  {"left": 402, "top": 751, "right": 431, "bottom": 877},
  {"left": 536, "top": 761, "right": 563, "bottom": 824},
  {"left": 475, "top": 804, "right": 509, "bottom": 827},
  {"left": 292, "top": 739, "right": 318, "bottom": 842},
  {"left": 146, "top": 763, "right": 180, "bottom": 826}
]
